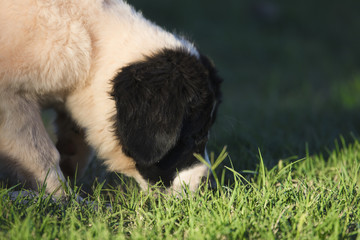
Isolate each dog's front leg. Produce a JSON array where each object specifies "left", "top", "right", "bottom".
[{"left": 0, "top": 94, "right": 66, "bottom": 196}]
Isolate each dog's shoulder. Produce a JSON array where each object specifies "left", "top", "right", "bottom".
[{"left": 0, "top": 0, "right": 101, "bottom": 94}]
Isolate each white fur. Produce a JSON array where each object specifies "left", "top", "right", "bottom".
[
  {"left": 0, "top": 0, "right": 204, "bottom": 194},
  {"left": 171, "top": 163, "right": 210, "bottom": 193}
]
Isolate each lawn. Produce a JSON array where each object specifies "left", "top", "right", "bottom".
[{"left": 1, "top": 0, "right": 360, "bottom": 239}]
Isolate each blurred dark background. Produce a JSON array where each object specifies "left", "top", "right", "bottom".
[{"left": 127, "top": 0, "right": 360, "bottom": 172}]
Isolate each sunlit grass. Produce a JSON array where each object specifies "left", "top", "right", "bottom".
[{"left": 1, "top": 140, "right": 360, "bottom": 239}]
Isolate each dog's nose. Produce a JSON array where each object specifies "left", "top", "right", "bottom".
[{"left": 201, "top": 172, "right": 217, "bottom": 189}]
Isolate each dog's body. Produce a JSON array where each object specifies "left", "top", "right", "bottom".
[{"left": 0, "top": 0, "right": 221, "bottom": 195}]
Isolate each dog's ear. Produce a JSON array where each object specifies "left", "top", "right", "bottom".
[
  {"left": 199, "top": 54, "right": 222, "bottom": 101},
  {"left": 111, "top": 49, "right": 208, "bottom": 166},
  {"left": 199, "top": 54, "right": 223, "bottom": 122}
]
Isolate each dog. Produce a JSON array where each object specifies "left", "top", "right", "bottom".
[{"left": 0, "top": 0, "right": 222, "bottom": 195}]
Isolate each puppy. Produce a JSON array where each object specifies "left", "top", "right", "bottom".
[{"left": 0, "top": 0, "right": 222, "bottom": 195}]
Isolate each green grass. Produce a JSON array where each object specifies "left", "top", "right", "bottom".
[
  {"left": 2, "top": 0, "right": 360, "bottom": 239},
  {"left": 1, "top": 139, "right": 360, "bottom": 239}
]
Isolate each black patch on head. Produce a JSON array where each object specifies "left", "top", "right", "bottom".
[{"left": 111, "top": 48, "right": 222, "bottom": 186}]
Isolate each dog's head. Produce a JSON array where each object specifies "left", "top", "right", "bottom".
[{"left": 111, "top": 48, "right": 222, "bottom": 192}]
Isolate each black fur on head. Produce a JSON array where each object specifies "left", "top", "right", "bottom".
[{"left": 111, "top": 48, "right": 222, "bottom": 186}]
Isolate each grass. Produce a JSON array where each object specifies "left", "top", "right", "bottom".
[
  {"left": 2, "top": 0, "right": 360, "bottom": 239},
  {"left": 1, "top": 139, "right": 360, "bottom": 239}
]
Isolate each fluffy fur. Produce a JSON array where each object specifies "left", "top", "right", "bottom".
[{"left": 0, "top": 0, "right": 221, "bottom": 195}]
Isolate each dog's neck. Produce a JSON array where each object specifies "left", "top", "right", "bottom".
[{"left": 89, "top": 0, "right": 198, "bottom": 77}]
